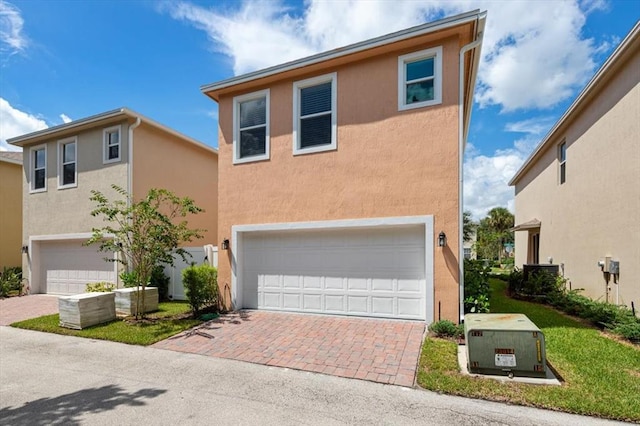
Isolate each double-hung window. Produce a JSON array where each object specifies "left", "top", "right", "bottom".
[
  {"left": 58, "top": 137, "right": 77, "bottom": 189},
  {"left": 30, "top": 145, "right": 47, "bottom": 193},
  {"left": 398, "top": 46, "right": 442, "bottom": 110},
  {"left": 233, "top": 89, "right": 269, "bottom": 164},
  {"left": 293, "top": 73, "right": 337, "bottom": 155},
  {"left": 559, "top": 141, "right": 567, "bottom": 184},
  {"left": 103, "top": 125, "right": 121, "bottom": 163}
]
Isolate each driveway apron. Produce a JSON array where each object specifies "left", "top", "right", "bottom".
[
  {"left": 153, "top": 310, "right": 425, "bottom": 387},
  {"left": 0, "top": 295, "right": 59, "bottom": 326}
]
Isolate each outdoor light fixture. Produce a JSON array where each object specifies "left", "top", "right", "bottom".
[
  {"left": 222, "top": 238, "right": 229, "bottom": 250},
  {"left": 438, "top": 231, "right": 447, "bottom": 247},
  {"left": 21, "top": 245, "right": 28, "bottom": 254}
]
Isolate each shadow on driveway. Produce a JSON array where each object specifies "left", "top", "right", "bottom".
[{"left": 0, "top": 384, "right": 166, "bottom": 426}]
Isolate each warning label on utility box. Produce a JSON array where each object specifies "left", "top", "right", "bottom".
[{"left": 495, "top": 354, "right": 517, "bottom": 367}]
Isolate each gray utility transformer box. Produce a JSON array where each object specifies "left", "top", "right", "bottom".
[{"left": 465, "top": 313, "right": 547, "bottom": 378}]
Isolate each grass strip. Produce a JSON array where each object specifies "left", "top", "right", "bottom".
[{"left": 417, "top": 279, "right": 640, "bottom": 422}]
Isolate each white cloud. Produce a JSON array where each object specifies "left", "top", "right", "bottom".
[
  {"left": 0, "top": 0, "right": 28, "bottom": 56},
  {"left": 0, "top": 97, "right": 47, "bottom": 151},
  {"left": 60, "top": 113, "right": 72, "bottom": 124},
  {"left": 463, "top": 116, "right": 553, "bottom": 220},
  {"left": 166, "top": 0, "right": 608, "bottom": 111}
]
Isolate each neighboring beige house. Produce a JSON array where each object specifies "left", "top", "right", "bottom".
[
  {"left": 8, "top": 108, "right": 218, "bottom": 296},
  {"left": 509, "top": 22, "right": 639, "bottom": 308},
  {"left": 202, "top": 11, "right": 487, "bottom": 323},
  {"left": 0, "top": 152, "right": 23, "bottom": 269}
]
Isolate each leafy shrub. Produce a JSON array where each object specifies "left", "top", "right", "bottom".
[
  {"left": 464, "top": 259, "right": 491, "bottom": 313},
  {"left": 119, "top": 271, "right": 139, "bottom": 288},
  {"left": 85, "top": 282, "right": 115, "bottom": 292},
  {"left": 0, "top": 267, "right": 23, "bottom": 297},
  {"left": 613, "top": 322, "right": 640, "bottom": 343},
  {"left": 464, "top": 294, "right": 490, "bottom": 313},
  {"left": 149, "top": 266, "right": 170, "bottom": 301},
  {"left": 428, "top": 320, "right": 463, "bottom": 338},
  {"left": 182, "top": 264, "right": 218, "bottom": 315}
]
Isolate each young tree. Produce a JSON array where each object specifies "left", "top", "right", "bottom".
[
  {"left": 86, "top": 185, "right": 204, "bottom": 319},
  {"left": 475, "top": 207, "right": 514, "bottom": 262}
]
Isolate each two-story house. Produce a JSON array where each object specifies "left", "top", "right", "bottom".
[
  {"left": 0, "top": 152, "right": 23, "bottom": 270},
  {"left": 202, "top": 10, "right": 486, "bottom": 323},
  {"left": 509, "top": 22, "right": 639, "bottom": 308},
  {"left": 8, "top": 108, "right": 218, "bottom": 296}
]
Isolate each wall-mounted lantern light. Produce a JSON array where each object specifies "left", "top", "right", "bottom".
[
  {"left": 221, "top": 238, "right": 229, "bottom": 250},
  {"left": 438, "top": 231, "right": 447, "bottom": 247},
  {"left": 21, "top": 245, "right": 29, "bottom": 254}
]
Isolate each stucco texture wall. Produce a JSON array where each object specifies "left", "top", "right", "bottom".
[
  {"left": 514, "top": 49, "right": 640, "bottom": 308},
  {"left": 0, "top": 161, "right": 22, "bottom": 268},
  {"left": 132, "top": 123, "right": 218, "bottom": 247},
  {"left": 217, "top": 36, "right": 463, "bottom": 321}
]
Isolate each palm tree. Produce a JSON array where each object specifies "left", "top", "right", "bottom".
[
  {"left": 463, "top": 211, "right": 476, "bottom": 243},
  {"left": 486, "top": 207, "right": 514, "bottom": 262}
]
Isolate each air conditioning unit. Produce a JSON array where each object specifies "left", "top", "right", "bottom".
[{"left": 465, "top": 313, "right": 547, "bottom": 378}]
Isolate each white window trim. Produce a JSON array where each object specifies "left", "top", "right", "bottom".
[
  {"left": 57, "top": 137, "right": 78, "bottom": 190},
  {"left": 233, "top": 89, "right": 270, "bottom": 165},
  {"left": 398, "top": 46, "right": 443, "bottom": 111},
  {"left": 103, "top": 125, "right": 122, "bottom": 164},
  {"left": 558, "top": 140, "right": 567, "bottom": 185},
  {"left": 292, "top": 72, "right": 337, "bottom": 156},
  {"left": 29, "top": 144, "right": 47, "bottom": 194}
]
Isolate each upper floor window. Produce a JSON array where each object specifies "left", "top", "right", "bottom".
[
  {"left": 30, "top": 144, "right": 47, "bottom": 193},
  {"left": 58, "top": 137, "right": 77, "bottom": 189},
  {"left": 103, "top": 125, "right": 121, "bottom": 163},
  {"left": 293, "top": 73, "right": 337, "bottom": 155},
  {"left": 398, "top": 46, "right": 442, "bottom": 111},
  {"left": 559, "top": 141, "right": 566, "bottom": 184},
  {"left": 233, "top": 89, "right": 270, "bottom": 164}
]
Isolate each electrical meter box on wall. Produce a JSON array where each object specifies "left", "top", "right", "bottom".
[{"left": 465, "top": 314, "right": 547, "bottom": 378}]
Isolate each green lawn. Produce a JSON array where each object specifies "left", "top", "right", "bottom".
[
  {"left": 11, "top": 301, "right": 202, "bottom": 346},
  {"left": 417, "top": 279, "right": 640, "bottom": 422}
]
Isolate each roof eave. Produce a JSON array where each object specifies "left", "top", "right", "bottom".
[
  {"left": 201, "top": 9, "right": 484, "bottom": 99},
  {"left": 509, "top": 20, "right": 640, "bottom": 186}
]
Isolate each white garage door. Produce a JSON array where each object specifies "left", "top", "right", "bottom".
[
  {"left": 241, "top": 225, "right": 427, "bottom": 320},
  {"left": 40, "top": 240, "right": 115, "bottom": 295}
]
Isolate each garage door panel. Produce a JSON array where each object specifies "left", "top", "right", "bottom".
[
  {"left": 242, "top": 226, "right": 427, "bottom": 320},
  {"left": 40, "top": 241, "right": 115, "bottom": 295}
]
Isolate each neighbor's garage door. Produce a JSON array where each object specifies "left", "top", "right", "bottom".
[
  {"left": 40, "top": 240, "right": 115, "bottom": 294},
  {"left": 242, "top": 225, "right": 427, "bottom": 320}
]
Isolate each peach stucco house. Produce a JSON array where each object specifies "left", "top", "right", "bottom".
[
  {"left": 202, "top": 11, "right": 487, "bottom": 323},
  {"left": 8, "top": 108, "right": 218, "bottom": 296},
  {"left": 509, "top": 22, "right": 639, "bottom": 309},
  {"left": 0, "top": 152, "right": 23, "bottom": 270}
]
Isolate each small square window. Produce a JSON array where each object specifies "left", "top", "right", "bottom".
[
  {"left": 58, "top": 137, "right": 77, "bottom": 189},
  {"left": 233, "top": 90, "right": 270, "bottom": 164},
  {"left": 293, "top": 73, "right": 337, "bottom": 155},
  {"left": 30, "top": 145, "right": 47, "bottom": 193},
  {"left": 398, "top": 47, "right": 442, "bottom": 111},
  {"left": 103, "top": 125, "right": 121, "bottom": 163}
]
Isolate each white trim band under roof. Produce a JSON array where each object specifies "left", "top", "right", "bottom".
[{"left": 201, "top": 10, "right": 485, "bottom": 95}]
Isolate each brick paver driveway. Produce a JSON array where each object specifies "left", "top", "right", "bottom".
[
  {"left": 153, "top": 311, "right": 425, "bottom": 387},
  {"left": 0, "top": 295, "right": 59, "bottom": 326}
]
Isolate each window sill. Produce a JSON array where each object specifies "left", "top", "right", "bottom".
[
  {"left": 29, "top": 188, "right": 47, "bottom": 194},
  {"left": 103, "top": 158, "right": 121, "bottom": 165},
  {"left": 398, "top": 99, "right": 442, "bottom": 112},
  {"left": 293, "top": 143, "right": 336, "bottom": 156},
  {"left": 233, "top": 154, "right": 270, "bottom": 165},
  {"left": 57, "top": 183, "right": 78, "bottom": 190}
]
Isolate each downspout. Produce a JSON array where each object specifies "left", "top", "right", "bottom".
[
  {"left": 122, "top": 116, "right": 141, "bottom": 285},
  {"left": 458, "top": 20, "right": 484, "bottom": 323}
]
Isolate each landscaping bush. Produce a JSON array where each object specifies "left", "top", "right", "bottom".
[
  {"left": 85, "top": 282, "right": 115, "bottom": 292},
  {"left": 613, "top": 322, "right": 640, "bottom": 343},
  {"left": 149, "top": 266, "right": 170, "bottom": 301},
  {"left": 428, "top": 320, "right": 463, "bottom": 338},
  {"left": 0, "top": 267, "right": 23, "bottom": 297},
  {"left": 119, "top": 271, "right": 139, "bottom": 288},
  {"left": 182, "top": 264, "right": 218, "bottom": 315},
  {"left": 463, "top": 259, "right": 490, "bottom": 313}
]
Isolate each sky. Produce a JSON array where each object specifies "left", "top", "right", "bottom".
[{"left": 1, "top": 0, "right": 638, "bottom": 219}]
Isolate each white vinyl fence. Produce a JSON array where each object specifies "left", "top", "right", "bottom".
[{"left": 164, "top": 245, "right": 218, "bottom": 300}]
